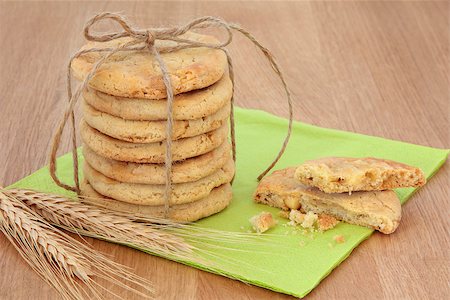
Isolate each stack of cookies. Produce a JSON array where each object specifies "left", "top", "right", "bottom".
[
  {"left": 254, "top": 157, "right": 425, "bottom": 234},
  {"left": 71, "top": 32, "right": 235, "bottom": 221}
]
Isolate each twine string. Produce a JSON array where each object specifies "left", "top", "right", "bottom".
[
  {"left": 229, "top": 25, "right": 293, "bottom": 180},
  {"left": 49, "top": 13, "right": 293, "bottom": 217}
]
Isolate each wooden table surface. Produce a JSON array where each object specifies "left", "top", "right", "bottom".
[{"left": 0, "top": 1, "right": 448, "bottom": 299}]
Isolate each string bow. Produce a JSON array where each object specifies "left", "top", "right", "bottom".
[{"left": 49, "top": 13, "right": 293, "bottom": 217}]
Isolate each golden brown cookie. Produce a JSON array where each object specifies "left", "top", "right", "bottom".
[
  {"left": 71, "top": 32, "right": 227, "bottom": 99},
  {"left": 83, "top": 158, "right": 235, "bottom": 206},
  {"left": 254, "top": 167, "right": 402, "bottom": 234},
  {"left": 80, "top": 119, "right": 228, "bottom": 163},
  {"left": 253, "top": 167, "right": 303, "bottom": 211},
  {"left": 295, "top": 157, "right": 426, "bottom": 193},
  {"left": 80, "top": 180, "right": 232, "bottom": 222},
  {"left": 82, "top": 142, "right": 231, "bottom": 184},
  {"left": 83, "top": 74, "right": 232, "bottom": 121},
  {"left": 82, "top": 99, "right": 230, "bottom": 143}
]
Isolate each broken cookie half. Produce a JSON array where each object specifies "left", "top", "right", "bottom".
[
  {"left": 295, "top": 157, "right": 425, "bottom": 194},
  {"left": 254, "top": 167, "right": 402, "bottom": 234}
]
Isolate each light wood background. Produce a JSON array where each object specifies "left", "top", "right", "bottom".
[{"left": 0, "top": 1, "right": 448, "bottom": 299}]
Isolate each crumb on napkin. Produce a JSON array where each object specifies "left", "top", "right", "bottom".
[
  {"left": 249, "top": 211, "right": 277, "bottom": 233},
  {"left": 301, "top": 211, "right": 318, "bottom": 229},
  {"left": 278, "top": 210, "right": 290, "bottom": 219},
  {"left": 317, "top": 214, "right": 339, "bottom": 231},
  {"left": 333, "top": 234, "right": 345, "bottom": 244},
  {"left": 289, "top": 209, "right": 306, "bottom": 224}
]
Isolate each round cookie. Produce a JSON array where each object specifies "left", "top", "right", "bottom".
[
  {"left": 80, "top": 119, "right": 228, "bottom": 163},
  {"left": 81, "top": 180, "right": 232, "bottom": 222},
  {"left": 82, "top": 141, "right": 231, "bottom": 184},
  {"left": 71, "top": 32, "right": 227, "bottom": 99},
  {"left": 83, "top": 99, "right": 230, "bottom": 143},
  {"left": 83, "top": 73, "right": 232, "bottom": 121},
  {"left": 83, "top": 158, "right": 235, "bottom": 206}
]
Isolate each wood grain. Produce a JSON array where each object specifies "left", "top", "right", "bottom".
[{"left": 0, "top": 1, "right": 448, "bottom": 299}]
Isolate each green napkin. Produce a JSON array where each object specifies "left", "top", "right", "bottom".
[{"left": 9, "top": 107, "right": 449, "bottom": 298}]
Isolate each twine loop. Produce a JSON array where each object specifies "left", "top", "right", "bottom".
[{"left": 49, "top": 13, "right": 293, "bottom": 218}]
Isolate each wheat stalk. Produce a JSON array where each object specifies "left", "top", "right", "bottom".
[
  {"left": 0, "top": 190, "right": 154, "bottom": 300},
  {"left": 0, "top": 192, "right": 90, "bottom": 281},
  {"left": 7, "top": 188, "right": 196, "bottom": 258},
  {"left": 7, "top": 187, "right": 284, "bottom": 268},
  {"left": 7, "top": 188, "right": 279, "bottom": 250},
  {"left": 5, "top": 187, "right": 284, "bottom": 286}
]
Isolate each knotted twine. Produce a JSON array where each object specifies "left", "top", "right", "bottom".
[{"left": 49, "top": 13, "right": 293, "bottom": 217}]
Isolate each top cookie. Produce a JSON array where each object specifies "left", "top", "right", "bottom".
[
  {"left": 295, "top": 157, "right": 425, "bottom": 193},
  {"left": 71, "top": 32, "right": 227, "bottom": 99}
]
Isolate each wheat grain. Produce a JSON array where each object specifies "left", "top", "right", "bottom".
[
  {"left": 0, "top": 190, "right": 154, "bottom": 300},
  {"left": 6, "top": 187, "right": 283, "bottom": 284},
  {"left": 7, "top": 188, "right": 195, "bottom": 258},
  {"left": 8, "top": 188, "right": 280, "bottom": 248}
]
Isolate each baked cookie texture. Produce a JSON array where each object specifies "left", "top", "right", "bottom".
[
  {"left": 74, "top": 32, "right": 235, "bottom": 221},
  {"left": 249, "top": 212, "right": 277, "bottom": 233},
  {"left": 299, "top": 186, "right": 401, "bottom": 234},
  {"left": 80, "top": 180, "right": 232, "bottom": 222},
  {"left": 80, "top": 119, "right": 228, "bottom": 163},
  {"left": 82, "top": 141, "right": 231, "bottom": 184},
  {"left": 82, "top": 99, "right": 230, "bottom": 143},
  {"left": 295, "top": 157, "right": 425, "bottom": 194},
  {"left": 253, "top": 167, "right": 303, "bottom": 211},
  {"left": 317, "top": 214, "right": 340, "bottom": 231},
  {"left": 83, "top": 73, "right": 232, "bottom": 121},
  {"left": 254, "top": 167, "right": 402, "bottom": 234},
  {"left": 83, "top": 158, "right": 235, "bottom": 206},
  {"left": 71, "top": 32, "right": 227, "bottom": 99}
]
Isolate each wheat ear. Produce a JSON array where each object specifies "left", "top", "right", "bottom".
[
  {"left": 0, "top": 190, "right": 154, "bottom": 300},
  {"left": 8, "top": 188, "right": 277, "bottom": 253},
  {"left": 8, "top": 188, "right": 282, "bottom": 279},
  {"left": 7, "top": 188, "right": 195, "bottom": 258}
]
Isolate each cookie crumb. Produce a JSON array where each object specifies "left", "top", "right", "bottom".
[
  {"left": 301, "top": 211, "right": 318, "bottom": 229},
  {"left": 317, "top": 214, "right": 340, "bottom": 231},
  {"left": 287, "top": 220, "right": 296, "bottom": 226},
  {"left": 289, "top": 209, "right": 306, "bottom": 224},
  {"left": 278, "top": 210, "right": 290, "bottom": 219},
  {"left": 333, "top": 234, "right": 345, "bottom": 244},
  {"left": 249, "top": 212, "right": 277, "bottom": 233}
]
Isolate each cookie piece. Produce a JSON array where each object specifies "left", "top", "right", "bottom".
[
  {"left": 80, "top": 119, "right": 228, "bottom": 163},
  {"left": 71, "top": 32, "right": 227, "bottom": 99},
  {"left": 299, "top": 187, "right": 401, "bottom": 234},
  {"left": 254, "top": 167, "right": 401, "bottom": 234},
  {"left": 80, "top": 180, "right": 232, "bottom": 222},
  {"left": 83, "top": 158, "right": 235, "bottom": 206},
  {"left": 83, "top": 99, "right": 230, "bottom": 143},
  {"left": 295, "top": 157, "right": 426, "bottom": 193},
  {"left": 317, "top": 214, "right": 339, "bottom": 231},
  {"left": 288, "top": 210, "right": 305, "bottom": 224},
  {"left": 82, "top": 141, "right": 231, "bottom": 184},
  {"left": 83, "top": 74, "right": 232, "bottom": 121},
  {"left": 288, "top": 210, "right": 339, "bottom": 231},
  {"left": 253, "top": 167, "right": 303, "bottom": 211},
  {"left": 249, "top": 212, "right": 277, "bottom": 233}
]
